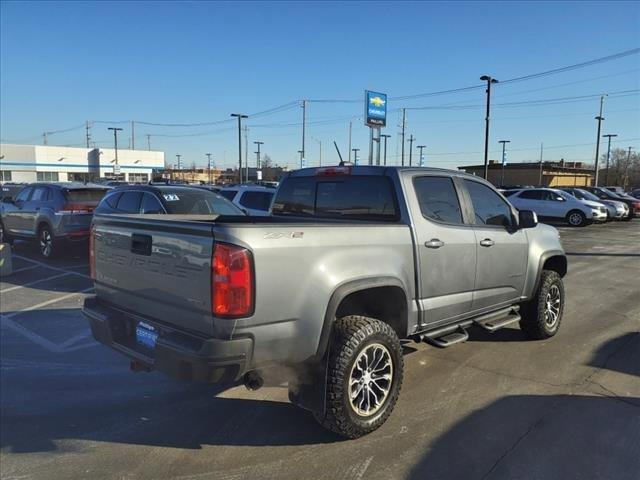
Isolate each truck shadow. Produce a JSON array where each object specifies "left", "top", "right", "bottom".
[
  {"left": 406, "top": 393, "right": 640, "bottom": 480},
  {"left": 586, "top": 331, "right": 639, "bottom": 378}
]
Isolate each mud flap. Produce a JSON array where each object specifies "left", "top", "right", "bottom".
[{"left": 287, "top": 353, "right": 329, "bottom": 414}]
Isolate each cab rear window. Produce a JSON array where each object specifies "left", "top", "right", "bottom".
[{"left": 272, "top": 176, "right": 398, "bottom": 221}]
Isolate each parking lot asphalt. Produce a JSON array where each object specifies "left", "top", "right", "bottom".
[{"left": 1, "top": 221, "right": 639, "bottom": 480}]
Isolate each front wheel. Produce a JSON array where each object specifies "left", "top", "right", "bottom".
[
  {"left": 38, "top": 225, "right": 55, "bottom": 258},
  {"left": 314, "top": 315, "right": 404, "bottom": 438},
  {"left": 566, "top": 210, "right": 587, "bottom": 227},
  {"left": 520, "top": 270, "right": 565, "bottom": 340}
]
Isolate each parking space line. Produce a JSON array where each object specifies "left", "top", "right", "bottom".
[
  {"left": 12, "top": 255, "right": 90, "bottom": 279},
  {"left": 10, "top": 265, "right": 40, "bottom": 274},
  {"left": 0, "top": 272, "right": 72, "bottom": 294},
  {"left": 0, "top": 287, "right": 94, "bottom": 321}
]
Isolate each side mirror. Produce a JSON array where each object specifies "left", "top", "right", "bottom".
[{"left": 518, "top": 210, "right": 538, "bottom": 229}]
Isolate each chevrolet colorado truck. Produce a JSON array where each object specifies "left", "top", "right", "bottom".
[{"left": 83, "top": 166, "right": 567, "bottom": 438}]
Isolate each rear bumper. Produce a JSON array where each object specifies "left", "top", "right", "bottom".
[{"left": 83, "top": 296, "right": 253, "bottom": 383}]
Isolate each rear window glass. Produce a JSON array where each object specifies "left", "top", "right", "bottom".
[
  {"left": 103, "top": 192, "right": 122, "bottom": 208},
  {"left": 116, "top": 191, "right": 143, "bottom": 213},
  {"left": 65, "top": 189, "right": 108, "bottom": 202},
  {"left": 161, "top": 189, "right": 244, "bottom": 215},
  {"left": 413, "top": 177, "right": 462, "bottom": 224},
  {"left": 219, "top": 190, "right": 237, "bottom": 201},
  {"left": 239, "top": 191, "right": 274, "bottom": 211},
  {"left": 272, "top": 176, "right": 398, "bottom": 221}
]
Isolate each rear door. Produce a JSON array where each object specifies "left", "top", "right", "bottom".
[
  {"left": 23, "top": 186, "right": 50, "bottom": 234},
  {"left": 4, "top": 186, "right": 34, "bottom": 233},
  {"left": 462, "top": 179, "right": 527, "bottom": 311},
  {"left": 408, "top": 174, "right": 477, "bottom": 324}
]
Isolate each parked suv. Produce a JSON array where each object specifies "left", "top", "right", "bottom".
[
  {"left": 559, "top": 187, "right": 628, "bottom": 220},
  {"left": 583, "top": 187, "right": 640, "bottom": 219},
  {"left": 219, "top": 185, "right": 275, "bottom": 216},
  {"left": 0, "top": 183, "right": 108, "bottom": 257},
  {"left": 506, "top": 188, "right": 604, "bottom": 226}
]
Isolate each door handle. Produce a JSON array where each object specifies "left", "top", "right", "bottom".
[
  {"left": 424, "top": 238, "right": 445, "bottom": 249},
  {"left": 480, "top": 238, "right": 495, "bottom": 247}
]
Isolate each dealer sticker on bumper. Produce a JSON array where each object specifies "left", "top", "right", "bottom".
[{"left": 136, "top": 321, "right": 158, "bottom": 349}]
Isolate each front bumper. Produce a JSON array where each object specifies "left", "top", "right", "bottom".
[
  {"left": 591, "top": 210, "right": 607, "bottom": 222},
  {"left": 83, "top": 296, "right": 253, "bottom": 383}
]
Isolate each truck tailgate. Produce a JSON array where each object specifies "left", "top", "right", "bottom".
[{"left": 92, "top": 214, "right": 216, "bottom": 335}]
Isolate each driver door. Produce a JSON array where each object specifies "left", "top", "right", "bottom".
[{"left": 3, "top": 186, "right": 33, "bottom": 234}]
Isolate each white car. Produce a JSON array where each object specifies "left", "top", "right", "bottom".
[
  {"left": 219, "top": 185, "right": 276, "bottom": 216},
  {"left": 505, "top": 188, "right": 606, "bottom": 226}
]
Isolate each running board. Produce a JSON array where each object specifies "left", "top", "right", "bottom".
[
  {"left": 422, "top": 326, "right": 469, "bottom": 348},
  {"left": 474, "top": 306, "right": 521, "bottom": 332}
]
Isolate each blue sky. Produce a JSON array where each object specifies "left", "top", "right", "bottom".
[{"left": 1, "top": 0, "right": 639, "bottom": 170}]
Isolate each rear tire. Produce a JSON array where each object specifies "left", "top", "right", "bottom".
[
  {"left": 520, "top": 270, "right": 564, "bottom": 340},
  {"left": 314, "top": 315, "right": 404, "bottom": 438},
  {"left": 38, "top": 224, "right": 55, "bottom": 259},
  {"left": 566, "top": 210, "right": 587, "bottom": 227}
]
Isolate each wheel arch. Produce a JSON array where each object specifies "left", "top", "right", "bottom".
[{"left": 531, "top": 252, "right": 567, "bottom": 296}]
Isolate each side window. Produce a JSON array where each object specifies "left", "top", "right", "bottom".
[
  {"left": 141, "top": 193, "right": 164, "bottom": 214},
  {"left": 464, "top": 180, "right": 513, "bottom": 227},
  {"left": 239, "top": 191, "right": 274, "bottom": 211},
  {"left": 104, "top": 192, "right": 122, "bottom": 209},
  {"left": 518, "top": 190, "right": 543, "bottom": 200},
  {"left": 219, "top": 190, "right": 238, "bottom": 201},
  {"left": 116, "top": 192, "right": 142, "bottom": 213},
  {"left": 15, "top": 187, "right": 33, "bottom": 202},
  {"left": 31, "top": 187, "right": 49, "bottom": 202},
  {"left": 413, "top": 176, "right": 463, "bottom": 224}
]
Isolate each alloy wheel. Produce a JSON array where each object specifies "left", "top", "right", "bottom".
[
  {"left": 348, "top": 343, "right": 393, "bottom": 417},
  {"left": 544, "top": 284, "right": 561, "bottom": 327}
]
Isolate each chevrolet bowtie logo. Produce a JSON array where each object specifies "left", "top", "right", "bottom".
[{"left": 370, "top": 96, "right": 385, "bottom": 107}]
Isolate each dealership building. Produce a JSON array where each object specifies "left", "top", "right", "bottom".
[{"left": 0, "top": 144, "right": 165, "bottom": 183}]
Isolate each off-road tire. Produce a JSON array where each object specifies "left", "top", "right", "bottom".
[
  {"left": 520, "top": 270, "right": 564, "bottom": 340},
  {"left": 566, "top": 209, "right": 587, "bottom": 227},
  {"left": 314, "top": 315, "right": 404, "bottom": 438}
]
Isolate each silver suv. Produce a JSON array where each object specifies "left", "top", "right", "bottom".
[{"left": 0, "top": 182, "right": 108, "bottom": 258}]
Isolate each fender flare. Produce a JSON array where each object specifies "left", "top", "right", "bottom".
[
  {"left": 530, "top": 250, "right": 567, "bottom": 297},
  {"left": 315, "top": 276, "right": 409, "bottom": 358}
]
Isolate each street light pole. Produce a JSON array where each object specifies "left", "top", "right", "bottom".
[
  {"left": 400, "top": 108, "right": 406, "bottom": 166},
  {"left": 301, "top": 100, "right": 306, "bottom": 164},
  {"left": 206, "top": 153, "right": 212, "bottom": 184},
  {"left": 593, "top": 95, "right": 606, "bottom": 187},
  {"left": 254, "top": 141, "right": 263, "bottom": 169},
  {"left": 312, "top": 138, "right": 322, "bottom": 166},
  {"left": 480, "top": 75, "right": 499, "bottom": 180},
  {"left": 407, "top": 134, "right": 415, "bottom": 166},
  {"left": 108, "top": 127, "right": 123, "bottom": 167},
  {"left": 381, "top": 134, "right": 391, "bottom": 166},
  {"left": 230, "top": 113, "right": 248, "bottom": 183},
  {"left": 298, "top": 150, "right": 304, "bottom": 169},
  {"left": 602, "top": 133, "right": 617, "bottom": 185},
  {"left": 417, "top": 145, "right": 426, "bottom": 167},
  {"left": 499, "top": 140, "right": 510, "bottom": 187},
  {"left": 352, "top": 148, "right": 360, "bottom": 165}
]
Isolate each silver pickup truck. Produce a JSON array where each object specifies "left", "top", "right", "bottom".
[{"left": 83, "top": 166, "right": 567, "bottom": 438}]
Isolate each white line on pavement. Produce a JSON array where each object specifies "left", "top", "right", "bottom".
[
  {"left": 0, "top": 287, "right": 94, "bottom": 320},
  {"left": 10, "top": 265, "right": 40, "bottom": 274},
  {"left": 0, "top": 272, "right": 71, "bottom": 294},
  {"left": 12, "top": 254, "right": 90, "bottom": 279}
]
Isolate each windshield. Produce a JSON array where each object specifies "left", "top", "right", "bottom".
[
  {"left": 160, "top": 189, "right": 244, "bottom": 215},
  {"left": 574, "top": 189, "right": 601, "bottom": 201},
  {"left": 555, "top": 190, "right": 574, "bottom": 201}
]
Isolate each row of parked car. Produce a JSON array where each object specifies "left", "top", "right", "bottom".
[
  {"left": 0, "top": 181, "right": 276, "bottom": 258},
  {"left": 502, "top": 186, "right": 640, "bottom": 227}
]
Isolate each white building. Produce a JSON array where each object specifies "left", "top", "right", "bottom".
[{"left": 0, "top": 144, "right": 165, "bottom": 183}]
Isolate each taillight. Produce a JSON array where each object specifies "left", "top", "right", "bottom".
[
  {"left": 212, "top": 243, "right": 254, "bottom": 318},
  {"left": 89, "top": 225, "right": 96, "bottom": 280},
  {"left": 59, "top": 203, "right": 94, "bottom": 214}
]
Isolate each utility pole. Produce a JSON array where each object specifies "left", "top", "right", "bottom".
[
  {"left": 602, "top": 133, "right": 617, "bottom": 185},
  {"left": 499, "top": 140, "right": 510, "bottom": 187},
  {"left": 301, "top": 100, "right": 306, "bottom": 165},
  {"left": 407, "top": 134, "right": 415, "bottom": 166},
  {"left": 539, "top": 142, "right": 544, "bottom": 185},
  {"left": 480, "top": 75, "right": 499, "bottom": 179},
  {"left": 298, "top": 150, "right": 304, "bottom": 169},
  {"left": 146, "top": 134, "right": 151, "bottom": 151},
  {"left": 108, "top": 127, "right": 123, "bottom": 167},
  {"left": 131, "top": 121, "right": 135, "bottom": 150},
  {"left": 312, "top": 138, "right": 322, "bottom": 166},
  {"left": 401, "top": 108, "right": 406, "bottom": 166},
  {"left": 85, "top": 121, "right": 91, "bottom": 148},
  {"left": 230, "top": 113, "right": 248, "bottom": 183},
  {"left": 206, "top": 153, "right": 212, "bottom": 184},
  {"left": 254, "top": 141, "right": 263, "bottom": 169},
  {"left": 623, "top": 147, "right": 633, "bottom": 189},
  {"left": 417, "top": 145, "right": 426, "bottom": 167},
  {"left": 176, "top": 154, "right": 181, "bottom": 170},
  {"left": 381, "top": 134, "right": 391, "bottom": 166},
  {"left": 593, "top": 94, "right": 607, "bottom": 187},
  {"left": 348, "top": 121, "right": 352, "bottom": 165},
  {"left": 244, "top": 125, "right": 249, "bottom": 182},
  {"left": 352, "top": 148, "right": 360, "bottom": 165},
  {"left": 43, "top": 132, "right": 48, "bottom": 145}
]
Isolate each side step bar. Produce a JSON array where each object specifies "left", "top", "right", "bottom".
[{"left": 417, "top": 306, "right": 521, "bottom": 348}]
